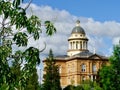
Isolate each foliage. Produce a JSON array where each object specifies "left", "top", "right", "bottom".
[
  {"left": 63, "top": 81, "right": 102, "bottom": 90},
  {"left": 82, "top": 84, "right": 91, "bottom": 90},
  {"left": 63, "top": 85, "right": 76, "bottom": 90},
  {"left": 75, "top": 85, "right": 84, "bottom": 90},
  {"left": 24, "top": 69, "right": 40, "bottom": 90},
  {"left": 11, "top": 60, "right": 40, "bottom": 90},
  {"left": 99, "top": 44, "right": 120, "bottom": 90},
  {"left": 0, "top": 0, "right": 56, "bottom": 89},
  {"left": 93, "top": 82, "right": 103, "bottom": 90},
  {"left": 43, "top": 49, "right": 61, "bottom": 90},
  {"left": 39, "top": 85, "right": 44, "bottom": 90},
  {"left": 63, "top": 85, "right": 84, "bottom": 90}
]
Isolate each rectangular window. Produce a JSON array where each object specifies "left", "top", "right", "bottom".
[
  {"left": 92, "top": 64, "right": 97, "bottom": 73},
  {"left": 81, "top": 64, "right": 86, "bottom": 72}
]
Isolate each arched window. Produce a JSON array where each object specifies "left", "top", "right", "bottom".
[
  {"left": 81, "top": 64, "right": 86, "bottom": 72},
  {"left": 92, "top": 64, "right": 97, "bottom": 73}
]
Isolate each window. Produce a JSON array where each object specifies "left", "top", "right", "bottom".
[
  {"left": 81, "top": 64, "right": 86, "bottom": 72},
  {"left": 75, "top": 34, "right": 77, "bottom": 37},
  {"left": 92, "top": 64, "right": 97, "bottom": 73}
]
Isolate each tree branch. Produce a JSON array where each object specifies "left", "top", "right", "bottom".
[
  {"left": 24, "top": 0, "right": 33, "bottom": 10},
  {"left": 39, "top": 42, "right": 46, "bottom": 52}
]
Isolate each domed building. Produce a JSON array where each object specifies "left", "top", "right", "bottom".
[{"left": 44, "top": 20, "right": 108, "bottom": 88}]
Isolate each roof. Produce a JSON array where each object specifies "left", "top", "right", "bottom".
[
  {"left": 54, "top": 55, "right": 69, "bottom": 60},
  {"left": 54, "top": 51, "right": 108, "bottom": 61},
  {"left": 73, "top": 50, "right": 93, "bottom": 58},
  {"left": 71, "top": 20, "right": 85, "bottom": 34},
  {"left": 71, "top": 26, "right": 85, "bottom": 34}
]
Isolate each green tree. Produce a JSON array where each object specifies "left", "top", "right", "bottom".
[
  {"left": 11, "top": 60, "right": 40, "bottom": 90},
  {"left": 93, "top": 82, "right": 103, "bottom": 90},
  {"left": 99, "top": 44, "right": 120, "bottom": 90},
  {"left": 75, "top": 85, "right": 84, "bottom": 90},
  {"left": 0, "top": 0, "right": 56, "bottom": 89},
  {"left": 24, "top": 69, "right": 39, "bottom": 90},
  {"left": 43, "top": 49, "right": 61, "bottom": 90},
  {"left": 63, "top": 85, "right": 75, "bottom": 90}
]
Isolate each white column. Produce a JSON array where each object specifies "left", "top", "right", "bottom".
[
  {"left": 84, "top": 41, "right": 86, "bottom": 49},
  {"left": 84, "top": 42, "right": 86, "bottom": 49},
  {"left": 69, "top": 42, "right": 70, "bottom": 49},
  {"left": 78, "top": 41, "right": 80, "bottom": 49},
  {"left": 86, "top": 42, "right": 87, "bottom": 49},
  {"left": 72, "top": 42, "right": 73, "bottom": 49}
]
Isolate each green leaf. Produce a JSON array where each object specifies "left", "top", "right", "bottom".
[
  {"left": 24, "top": 47, "right": 40, "bottom": 64},
  {"left": 45, "top": 21, "right": 56, "bottom": 36},
  {"left": 13, "top": 0, "right": 21, "bottom": 8},
  {"left": 13, "top": 32, "right": 28, "bottom": 46}
]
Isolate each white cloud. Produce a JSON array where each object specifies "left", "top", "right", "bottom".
[
  {"left": 113, "top": 37, "right": 120, "bottom": 45},
  {"left": 24, "top": 3, "right": 120, "bottom": 58}
]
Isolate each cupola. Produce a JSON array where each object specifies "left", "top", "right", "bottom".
[
  {"left": 71, "top": 20, "right": 85, "bottom": 35},
  {"left": 67, "top": 20, "right": 89, "bottom": 56}
]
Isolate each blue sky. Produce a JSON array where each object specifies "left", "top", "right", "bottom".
[
  {"left": 26, "top": 0, "right": 120, "bottom": 22},
  {"left": 23, "top": 0, "right": 120, "bottom": 58}
]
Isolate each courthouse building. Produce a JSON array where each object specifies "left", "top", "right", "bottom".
[{"left": 44, "top": 20, "right": 108, "bottom": 87}]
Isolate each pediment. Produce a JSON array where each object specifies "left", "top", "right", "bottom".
[{"left": 88, "top": 54, "right": 102, "bottom": 59}]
